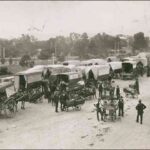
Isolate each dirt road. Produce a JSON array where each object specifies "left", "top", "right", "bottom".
[{"left": 0, "top": 77, "right": 150, "bottom": 149}]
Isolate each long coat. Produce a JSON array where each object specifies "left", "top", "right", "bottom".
[{"left": 136, "top": 103, "right": 146, "bottom": 114}]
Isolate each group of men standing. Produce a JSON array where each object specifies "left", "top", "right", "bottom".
[
  {"left": 51, "top": 81, "right": 69, "bottom": 113},
  {"left": 96, "top": 80, "right": 124, "bottom": 121},
  {"left": 96, "top": 77, "right": 147, "bottom": 124},
  {"left": 98, "top": 80, "right": 121, "bottom": 100},
  {"left": 42, "top": 69, "right": 69, "bottom": 113},
  {"left": 42, "top": 68, "right": 147, "bottom": 124}
]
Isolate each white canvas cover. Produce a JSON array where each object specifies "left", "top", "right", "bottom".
[
  {"left": 98, "top": 64, "right": 110, "bottom": 77},
  {"left": 84, "top": 64, "right": 110, "bottom": 80},
  {"left": 122, "top": 61, "right": 137, "bottom": 69},
  {"left": 66, "top": 65, "right": 83, "bottom": 78},
  {"left": 27, "top": 73, "right": 42, "bottom": 84},
  {"left": 69, "top": 73, "right": 79, "bottom": 80},
  {"left": 14, "top": 75, "right": 20, "bottom": 92},
  {"left": 80, "top": 59, "right": 107, "bottom": 66},
  {"left": 109, "top": 61, "right": 122, "bottom": 70}
]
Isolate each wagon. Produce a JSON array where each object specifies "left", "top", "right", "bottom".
[
  {"left": 65, "top": 97, "right": 85, "bottom": 111},
  {"left": 57, "top": 72, "right": 85, "bottom": 97},
  {"left": 0, "top": 82, "right": 17, "bottom": 116},
  {"left": 78, "top": 87, "right": 95, "bottom": 98},
  {"left": 121, "top": 61, "right": 137, "bottom": 80},
  {"left": 123, "top": 87, "right": 138, "bottom": 98},
  {"left": 14, "top": 69, "right": 44, "bottom": 103},
  {"left": 101, "top": 100, "right": 118, "bottom": 121}
]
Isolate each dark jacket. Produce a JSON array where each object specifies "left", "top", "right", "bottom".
[
  {"left": 118, "top": 100, "right": 124, "bottom": 108},
  {"left": 116, "top": 87, "right": 120, "bottom": 95},
  {"left": 54, "top": 91, "right": 60, "bottom": 103},
  {"left": 136, "top": 103, "right": 146, "bottom": 114},
  {"left": 98, "top": 83, "right": 103, "bottom": 91},
  {"left": 60, "top": 93, "right": 69, "bottom": 103},
  {"left": 135, "top": 79, "right": 139, "bottom": 94}
]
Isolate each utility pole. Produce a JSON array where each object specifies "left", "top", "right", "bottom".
[
  {"left": 52, "top": 53, "right": 55, "bottom": 65},
  {"left": 54, "top": 41, "right": 57, "bottom": 64},
  {"left": 118, "top": 41, "right": 119, "bottom": 50}
]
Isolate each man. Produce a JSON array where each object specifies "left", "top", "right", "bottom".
[
  {"left": 59, "top": 80, "right": 67, "bottom": 92},
  {"left": 95, "top": 98, "right": 105, "bottom": 121},
  {"left": 135, "top": 78, "right": 140, "bottom": 94},
  {"left": 147, "top": 65, "right": 150, "bottom": 77},
  {"left": 102, "top": 81, "right": 106, "bottom": 98},
  {"left": 118, "top": 96, "right": 124, "bottom": 117},
  {"left": 60, "top": 91, "right": 69, "bottom": 111},
  {"left": 108, "top": 74, "right": 112, "bottom": 84},
  {"left": 136, "top": 100, "right": 146, "bottom": 124},
  {"left": 92, "top": 86, "right": 97, "bottom": 99},
  {"left": 110, "top": 85, "right": 115, "bottom": 99},
  {"left": 98, "top": 81, "right": 103, "bottom": 98},
  {"left": 49, "top": 83, "right": 56, "bottom": 105},
  {"left": 111, "top": 80, "right": 116, "bottom": 97},
  {"left": 116, "top": 85, "right": 120, "bottom": 99},
  {"left": 53, "top": 90, "right": 60, "bottom": 113}
]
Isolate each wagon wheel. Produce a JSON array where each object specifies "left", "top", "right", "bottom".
[
  {"left": 75, "top": 105, "right": 81, "bottom": 111},
  {"left": 65, "top": 107, "right": 69, "bottom": 112},
  {"left": 126, "top": 93, "right": 128, "bottom": 98},
  {"left": 3, "top": 105, "right": 12, "bottom": 118},
  {"left": 114, "top": 110, "right": 117, "bottom": 120},
  {"left": 4, "top": 101, "right": 16, "bottom": 118},
  {"left": 133, "top": 93, "right": 138, "bottom": 99},
  {"left": 38, "top": 97, "right": 43, "bottom": 103},
  {"left": 78, "top": 106, "right": 81, "bottom": 111}
]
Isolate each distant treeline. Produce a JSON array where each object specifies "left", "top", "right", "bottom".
[{"left": 0, "top": 32, "right": 149, "bottom": 61}]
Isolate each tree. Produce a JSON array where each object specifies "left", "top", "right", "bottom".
[
  {"left": 9, "top": 57, "right": 13, "bottom": 65},
  {"left": 19, "top": 54, "right": 31, "bottom": 67},
  {"left": 38, "top": 49, "right": 51, "bottom": 60},
  {"left": 1, "top": 58, "right": 5, "bottom": 64},
  {"left": 133, "top": 32, "right": 148, "bottom": 51}
]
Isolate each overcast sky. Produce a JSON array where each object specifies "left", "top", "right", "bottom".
[{"left": 0, "top": 1, "right": 150, "bottom": 40}]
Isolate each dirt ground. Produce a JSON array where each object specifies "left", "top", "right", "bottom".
[{"left": 0, "top": 76, "right": 150, "bottom": 149}]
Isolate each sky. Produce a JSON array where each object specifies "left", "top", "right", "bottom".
[{"left": 0, "top": 1, "right": 150, "bottom": 40}]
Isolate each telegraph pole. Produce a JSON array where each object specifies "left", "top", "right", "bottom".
[{"left": 52, "top": 53, "right": 55, "bottom": 65}]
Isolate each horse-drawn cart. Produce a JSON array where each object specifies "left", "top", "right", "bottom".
[
  {"left": 65, "top": 96, "right": 85, "bottom": 111},
  {"left": 96, "top": 100, "right": 119, "bottom": 122},
  {"left": 0, "top": 82, "right": 17, "bottom": 117},
  {"left": 14, "top": 69, "right": 44, "bottom": 104},
  {"left": 103, "top": 100, "right": 118, "bottom": 121},
  {"left": 123, "top": 83, "right": 138, "bottom": 98}
]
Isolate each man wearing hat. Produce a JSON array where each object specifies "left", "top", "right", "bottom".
[
  {"left": 98, "top": 81, "right": 103, "bottom": 98},
  {"left": 53, "top": 90, "right": 60, "bottom": 112},
  {"left": 136, "top": 100, "right": 146, "bottom": 124},
  {"left": 134, "top": 78, "right": 140, "bottom": 94},
  {"left": 118, "top": 96, "right": 124, "bottom": 117}
]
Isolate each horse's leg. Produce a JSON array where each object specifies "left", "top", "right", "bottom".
[
  {"left": 52, "top": 98, "right": 54, "bottom": 106},
  {"left": 21, "top": 101, "right": 23, "bottom": 109},
  {"left": 3, "top": 105, "right": 7, "bottom": 117},
  {"left": 21, "top": 101, "right": 25, "bottom": 110},
  {"left": 15, "top": 102, "right": 18, "bottom": 112},
  {"left": 23, "top": 101, "right": 25, "bottom": 109}
]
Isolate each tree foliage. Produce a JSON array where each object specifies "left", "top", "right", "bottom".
[
  {"left": 19, "top": 54, "right": 31, "bottom": 67},
  {"left": 1, "top": 58, "right": 5, "bottom": 64},
  {"left": 133, "top": 32, "right": 148, "bottom": 50},
  {"left": 0, "top": 32, "right": 148, "bottom": 61}
]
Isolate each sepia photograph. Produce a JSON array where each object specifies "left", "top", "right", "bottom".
[{"left": 0, "top": 1, "right": 150, "bottom": 149}]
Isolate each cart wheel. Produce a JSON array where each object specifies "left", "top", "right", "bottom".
[
  {"left": 5, "top": 107, "right": 14, "bottom": 118},
  {"left": 135, "top": 94, "right": 138, "bottom": 99},
  {"left": 79, "top": 106, "right": 81, "bottom": 110},
  {"left": 66, "top": 107, "right": 69, "bottom": 112},
  {"left": 76, "top": 106, "right": 81, "bottom": 111}
]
